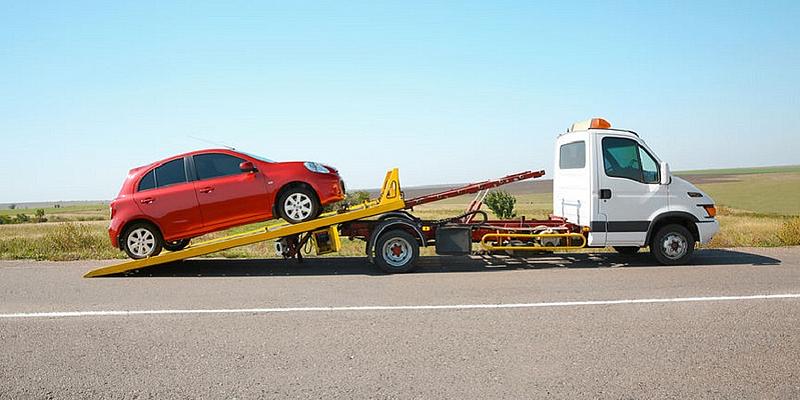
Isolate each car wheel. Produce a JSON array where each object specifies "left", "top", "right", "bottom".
[
  {"left": 122, "top": 222, "right": 163, "bottom": 259},
  {"left": 651, "top": 224, "right": 695, "bottom": 265},
  {"left": 374, "top": 229, "right": 420, "bottom": 273},
  {"left": 163, "top": 238, "right": 190, "bottom": 252},
  {"left": 613, "top": 246, "right": 640, "bottom": 255},
  {"left": 278, "top": 187, "right": 320, "bottom": 224}
]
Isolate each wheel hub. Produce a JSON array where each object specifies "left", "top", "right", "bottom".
[{"left": 284, "top": 193, "right": 313, "bottom": 220}]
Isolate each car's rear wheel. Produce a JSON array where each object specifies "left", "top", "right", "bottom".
[
  {"left": 122, "top": 222, "right": 163, "bottom": 259},
  {"left": 163, "top": 238, "right": 190, "bottom": 252},
  {"left": 278, "top": 187, "right": 320, "bottom": 224}
]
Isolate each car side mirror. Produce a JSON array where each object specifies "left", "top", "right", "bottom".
[
  {"left": 660, "top": 161, "right": 671, "bottom": 185},
  {"left": 239, "top": 161, "right": 257, "bottom": 173}
]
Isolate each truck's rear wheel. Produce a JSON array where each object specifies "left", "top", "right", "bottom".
[
  {"left": 374, "top": 230, "right": 419, "bottom": 273},
  {"left": 651, "top": 224, "right": 695, "bottom": 265}
]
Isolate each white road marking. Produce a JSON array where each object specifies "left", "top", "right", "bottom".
[{"left": 1, "top": 293, "right": 799, "bottom": 319}]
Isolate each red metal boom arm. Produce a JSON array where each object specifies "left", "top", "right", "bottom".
[{"left": 404, "top": 170, "right": 545, "bottom": 208}]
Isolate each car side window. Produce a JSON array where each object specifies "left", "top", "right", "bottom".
[
  {"left": 602, "top": 137, "right": 660, "bottom": 184},
  {"left": 193, "top": 153, "right": 245, "bottom": 180},
  {"left": 138, "top": 170, "right": 156, "bottom": 192},
  {"left": 155, "top": 158, "right": 187, "bottom": 188}
]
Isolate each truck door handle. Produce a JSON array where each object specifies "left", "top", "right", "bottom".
[
  {"left": 600, "top": 189, "right": 612, "bottom": 199},
  {"left": 199, "top": 186, "right": 215, "bottom": 193},
  {"left": 139, "top": 197, "right": 155, "bottom": 204}
]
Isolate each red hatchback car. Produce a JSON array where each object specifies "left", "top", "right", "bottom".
[{"left": 109, "top": 149, "right": 345, "bottom": 259}]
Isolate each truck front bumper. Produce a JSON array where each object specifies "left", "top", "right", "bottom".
[{"left": 697, "top": 220, "right": 720, "bottom": 244}]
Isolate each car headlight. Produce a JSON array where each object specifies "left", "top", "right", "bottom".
[{"left": 304, "top": 162, "right": 330, "bottom": 174}]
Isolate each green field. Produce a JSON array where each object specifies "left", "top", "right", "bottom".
[{"left": 1, "top": 165, "right": 798, "bottom": 260}]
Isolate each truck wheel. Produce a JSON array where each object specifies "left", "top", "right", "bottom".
[
  {"left": 613, "top": 246, "right": 640, "bottom": 255},
  {"left": 278, "top": 187, "right": 320, "bottom": 224},
  {"left": 374, "top": 230, "right": 420, "bottom": 273},
  {"left": 163, "top": 239, "right": 190, "bottom": 252},
  {"left": 651, "top": 224, "right": 695, "bottom": 265},
  {"left": 121, "top": 222, "right": 163, "bottom": 259}
]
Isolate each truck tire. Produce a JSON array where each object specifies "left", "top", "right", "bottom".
[
  {"left": 613, "top": 246, "right": 640, "bottom": 255},
  {"left": 374, "top": 229, "right": 420, "bottom": 273},
  {"left": 650, "top": 224, "right": 695, "bottom": 265},
  {"left": 121, "top": 222, "right": 163, "bottom": 260}
]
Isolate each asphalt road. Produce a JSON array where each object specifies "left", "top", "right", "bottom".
[{"left": 1, "top": 248, "right": 799, "bottom": 399}]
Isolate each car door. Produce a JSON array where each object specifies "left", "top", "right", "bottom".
[
  {"left": 596, "top": 136, "right": 668, "bottom": 246},
  {"left": 191, "top": 152, "right": 270, "bottom": 229},
  {"left": 133, "top": 157, "right": 203, "bottom": 239}
]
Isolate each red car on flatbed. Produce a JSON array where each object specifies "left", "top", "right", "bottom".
[{"left": 109, "top": 149, "right": 345, "bottom": 259}]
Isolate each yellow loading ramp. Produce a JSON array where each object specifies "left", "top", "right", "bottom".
[{"left": 84, "top": 169, "right": 405, "bottom": 278}]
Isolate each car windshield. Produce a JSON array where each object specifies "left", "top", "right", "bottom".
[{"left": 241, "top": 152, "right": 274, "bottom": 163}]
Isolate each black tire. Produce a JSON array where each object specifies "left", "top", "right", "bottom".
[
  {"left": 121, "top": 222, "right": 163, "bottom": 260},
  {"left": 163, "top": 238, "right": 191, "bottom": 252},
  {"left": 374, "top": 230, "right": 420, "bottom": 273},
  {"left": 650, "top": 224, "right": 695, "bottom": 265},
  {"left": 614, "top": 246, "right": 640, "bottom": 255},
  {"left": 277, "top": 186, "right": 320, "bottom": 224}
]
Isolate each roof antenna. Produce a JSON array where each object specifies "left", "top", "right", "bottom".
[{"left": 188, "top": 135, "right": 236, "bottom": 150}]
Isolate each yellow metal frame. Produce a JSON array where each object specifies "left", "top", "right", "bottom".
[
  {"left": 480, "top": 232, "right": 587, "bottom": 252},
  {"left": 84, "top": 168, "right": 405, "bottom": 278}
]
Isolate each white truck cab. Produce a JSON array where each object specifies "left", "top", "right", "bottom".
[{"left": 553, "top": 118, "right": 720, "bottom": 264}]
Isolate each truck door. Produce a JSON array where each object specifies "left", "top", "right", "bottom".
[{"left": 596, "top": 136, "right": 667, "bottom": 246}]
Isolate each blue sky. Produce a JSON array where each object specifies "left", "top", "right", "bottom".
[{"left": 1, "top": 1, "right": 798, "bottom": 202}]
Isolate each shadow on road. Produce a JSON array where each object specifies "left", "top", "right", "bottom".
[{"left": 112, "top": 248, "right": 781, "bottom": 278}]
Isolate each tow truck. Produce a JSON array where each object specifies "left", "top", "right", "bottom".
[{"left": 84, "top": 118, "right": 719, "bottom": 277}]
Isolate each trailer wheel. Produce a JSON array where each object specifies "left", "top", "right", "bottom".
[
  {"left": 121, "top": 222, "right": 163, "bottom": 259},
  {"left": 374, "top": 230, "right": 419, "bottom": 273},
  {"left": 613, "top": 246, "right": 640, "bottom": 255},
  {"left": 650, "top": 224, "right": 695, "bottom": 265}
]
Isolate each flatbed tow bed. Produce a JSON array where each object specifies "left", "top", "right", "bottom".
[{"left": 84, "top": 168, "right": 585, "bottom": 277}]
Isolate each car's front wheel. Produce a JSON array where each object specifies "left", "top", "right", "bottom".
[
  {"left": 163, "top": 238, "right": 190, "bottom": 252},
  {"left": 121, "top": 222, "right": 163, "bottom": 259},
  {"left": 278, "top": 187, "right": 320, "bottom": 224}
]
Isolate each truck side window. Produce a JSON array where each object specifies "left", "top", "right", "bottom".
[
  {"left": 602, "top": 137, "right": 660, "bottom": 184},
  {"left": 559, "top": 141, "right": 585, "bottom": 169},
  {"left": 639, "top": 148, "right": 659, "bottom": 184}
]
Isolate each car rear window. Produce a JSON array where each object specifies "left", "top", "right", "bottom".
[
  {"left": 137, "top": 170, "right": 156, "bottom": 192},
  {"left": 155, "top": 158, "right": 187, "bottom": 188},
  {"left": 194, "top": 153, "right": 245, "bottom": 180}
]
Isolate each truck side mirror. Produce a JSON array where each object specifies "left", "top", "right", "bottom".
[{"left": 660, "top": 162, "right": 671, "bottom": 185}]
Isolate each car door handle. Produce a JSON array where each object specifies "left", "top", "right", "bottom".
[
  {"left": 599, "top": 189, "right": 612, "bottom": 199},
  {"left": 199, "top": 186, "right": 215, "bottom": 194},
  {"left": 139, "top": 197, "right": 155, "bottom": 204}
]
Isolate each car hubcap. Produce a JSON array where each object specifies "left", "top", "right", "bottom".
[
  {"left": 382, "top": 237, "right": 412, "bottom": 267},
  {"left": 127, "top": 228, "right": 155, "bottom": 257},
  {"left": 662, "top": 233, "right": 688, "bottom": 259},
  {"left": 284, "top": 193, "right": 313, "bottom": 221}
]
